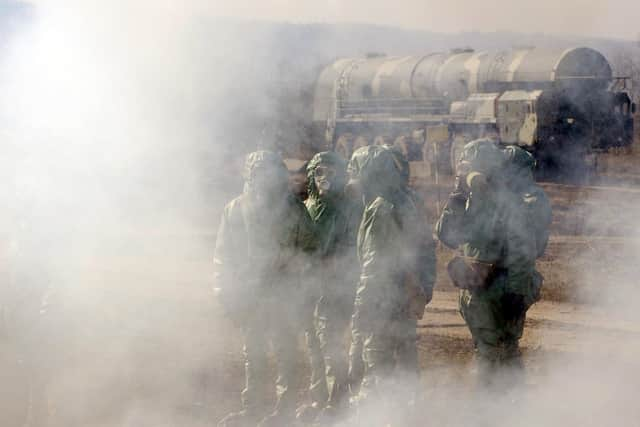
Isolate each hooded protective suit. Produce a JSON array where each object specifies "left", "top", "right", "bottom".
[
  {"left": 435, "top": 140, "right": 551, "bottom": 387},
  {"left": 348, "top": 145, "right": 436, "bottom": 415},
  {"left": 214, "top": 150, "right": 316, "bottom": 427},
  {"left": 300, "top": 151, "right": 361, "bottom": 418}
]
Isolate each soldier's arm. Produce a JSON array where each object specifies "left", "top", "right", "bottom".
[
  {"left": 504, "top": 205, "right": 537, "bottom": 298},
  {"left": 435, "top": 186, "right": 469, "bottom": 249},
  {"left": 296, "top": 199, "right": 318, "bottom": 254},
  {"left": 213, "top": 201, "right": 247, "bottom": 323},
  {"left": 335, "top": 200, "right": 363, "bottom": 285},
  {"left": 358, "top": 199, "right": 396, "bottom": 299},
  {"left": 213, "top": 202, "right": 234, "bottom": 292}
]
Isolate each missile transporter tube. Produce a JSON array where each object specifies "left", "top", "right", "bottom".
[{"left": 311, "top": 47, "right": 634, "bottom": 180}]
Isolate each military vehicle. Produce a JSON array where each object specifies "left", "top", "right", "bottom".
[{"left": 309, "top": 47, "right": 635, "bottom": 180}]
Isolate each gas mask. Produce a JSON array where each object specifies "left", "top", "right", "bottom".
[
  {"left": 314, "top": 165, "right": 337, "bottom": 196},
  {"left": 455, "top": 160, "right": 488, "bottom": 194},
  {"left": 245, "top": 167, "right": 285, "bottom": 206}
]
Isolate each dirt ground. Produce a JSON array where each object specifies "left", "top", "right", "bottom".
[
  {"left": 207, "top": 288, "right": 640, "bottom": 425},
  {"left": 3, "top": 232, "right": 640, "bottom": 426}
]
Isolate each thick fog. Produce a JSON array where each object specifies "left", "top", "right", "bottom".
[{"left": 2, "top": 1, "right": 640, "bottom": 427}]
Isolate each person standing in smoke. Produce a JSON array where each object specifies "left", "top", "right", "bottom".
[
  {"left": 296, "top": 151, "right": 361, "bottom": 424},
  {"left": 435, "top": 139, "right": 551, "bottom": 389},
  {"left": 214, "top": 150, "right": 316, "bottom": 427},
  {"left": 347, "top": 145, "right": 436, "bottom": 424},
  {"left": 347, "top": 144, "right": 428, "bottom": 396}
]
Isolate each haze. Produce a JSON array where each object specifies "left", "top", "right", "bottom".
[{"left": 26, "top": 0, "right": 639, "bottom": 40}]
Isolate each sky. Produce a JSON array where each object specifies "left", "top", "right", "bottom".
[
  {"left": 24, "top": 0, "right": 635, "bottom": 41},
  {"left": 202, "top": 0, "right": 640, "bottom": 40}
]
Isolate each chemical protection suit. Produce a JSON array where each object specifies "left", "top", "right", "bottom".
[
  {"left": 435, "top": 139, "right": 551, "bottom": 388},
  {"left": 215, "top": 150, "right": 316, "bottom": 427},
  {"left": 299, "top": 151, "right": 361, "bottom": 422},
  {"left": 348, "top": 145, "right": 436, "bottom": 422}
]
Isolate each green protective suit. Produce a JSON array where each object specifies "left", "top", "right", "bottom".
[
  {"left": 348, "top": 145, "right": 436, "bottom": 412},
  {"left": 435, "top": 140, "right": 551, "bottom": 386},
  {"left": 302, "top": 151, "right": 361, "bottom": 413},
  {"left": 347, "top": 145, "right": 429, "bottom": 395},
  {"left": 214, "top": 151, "right": 316, "bottom": 425}
]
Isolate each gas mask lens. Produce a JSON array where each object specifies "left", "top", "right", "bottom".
[{"left": 315, "top": 166, "right": 336, "bottom": 179}]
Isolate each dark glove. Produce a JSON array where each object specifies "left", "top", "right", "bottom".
[{"left": 501, "top": 292, "right": 526, "bottom": 322}]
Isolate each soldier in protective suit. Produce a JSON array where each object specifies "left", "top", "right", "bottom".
[
  {"left": 347, "top": 145, "right": 425, "bottom": 395},
  {"left": 347, "top": 145, "right": 436, "bottom": 423},
  {"left": 214, "top": 150, "right": 316, "bottom": 427},
  {"left": 435, "top": 139, "right": 551, "bottom": 388},
  {"left": 297, "top": 151, "right": 361, "bottom": 423}
]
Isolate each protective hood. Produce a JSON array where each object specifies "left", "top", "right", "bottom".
[
  {"left": 388, "top": 145, "right": 410, "bottom": 186},
  {"left": 457, "top": 138, "right": 505, "bottom": 180},
  {"left": 348, "top": 145, "right": 406, "bottom": 200},
  {"left": 306, "top": 151, "right": 348, "bottom": 199},
  {"left": 502, "top": 145, "right": 536, "bottom": 189},
  {"left": 242, "top": 150, "right": 289, "bottom": 197}
]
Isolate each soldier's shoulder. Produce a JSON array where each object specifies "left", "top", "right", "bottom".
[
  {"left": 222, "top": 194, "right": 249, "bottom": 219},
  {"left": 364, "top": 196, "right": 394, "bottom": 218},
  {"left": 225, "top": 194, "right": 245, "bottom": 210}
]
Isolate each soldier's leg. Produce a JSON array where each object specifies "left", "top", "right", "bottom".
[
  {"left": 348, "top": 311, "right": 364, "bottom": 395},
  {"left": 241, "top": 320, "right": 270, "bottom": 417},
  {"left": 391, "top": 317, "right": 421, "bottom": 426},
  {"left": 473, "top": 335, "right": 502, "bottom": 390},
  {"left": 394, "top": 318, "right": 419, "bottom": 390},
  {"left": 357, "top": 326, "right": 395, "bottom": 403},
  {"left": 459, "top": 289, "right": 501, "bottom": 390},
  {"left": 267, "top": 317, "right": 299, "bottom": 423},
  {"left": 297, "top": 301, "right": 328, "bottom": 422},
  {"left": 499, "top": 310, "right": 528, "bottom": 389},
  {"left": 351, "top": 312, "right": 397, "bottom": 427},
  {"left": 316, "top": 296, "right": 351, "bottom": 411},
  {"left": 306, "top": 301, "right": 329, "bottom": 407},
  {"left": 218, "top": 318, "right": 269, "bottom": 427}
]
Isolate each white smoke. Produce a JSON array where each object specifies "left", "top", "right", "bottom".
[{"left": 2, "top": 2, "right": 640, "bottom": 426}]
